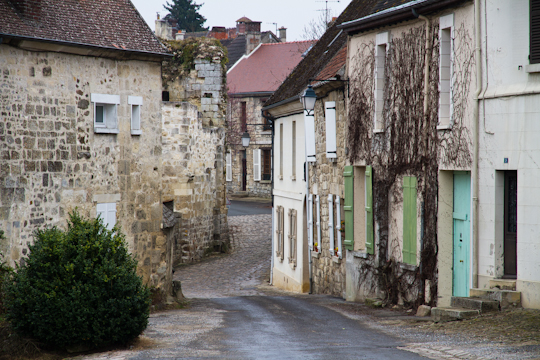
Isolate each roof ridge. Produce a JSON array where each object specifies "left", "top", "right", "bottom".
[{"left": 262, "top": 40, "right": 316, "bottom": 46}]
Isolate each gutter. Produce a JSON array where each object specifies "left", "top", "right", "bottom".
[
  {"left": 229, "top": 91, "right": 274, "bottom": 98},
  {"left": 1, "top": 33, "right": 172, "bottom": 60},
  {"left": 338, "top": 0, "right": 467, "bottom": 35},
  {"left": 262, "top": 95, "right": 301, "bottom": 112}
]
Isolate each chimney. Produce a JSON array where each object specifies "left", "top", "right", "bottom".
[
  {"left": 11, "top": 0, "right": 42, "bottom": 22},
  {"left": 175, "top": 30, "right": 186, "bottom": 41},
  {"left": 279, "top": 27, "right": 287, "bottom": 43}
]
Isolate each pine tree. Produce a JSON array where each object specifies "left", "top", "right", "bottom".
[{"left": 164, "top": 0, "right": 208, "bottom": 33}]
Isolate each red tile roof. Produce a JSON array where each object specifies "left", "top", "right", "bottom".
[
  {"left": 314, "top": 44, "right": 347, "bottom": 83},
  {"left": 227, "top": 41, "right": 316, "bottom": 94},
  {"left": 0, "top": 0, "right": 167, "bottom": 55}
]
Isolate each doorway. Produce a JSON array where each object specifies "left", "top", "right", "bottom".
[
  {"left": 503, "top": 171, "right": 517, "bottom": 278},
  {"left": 453, "top": 172, "right": 471, "bottom": 297},
  {"left": 242, "top": 150, "right": 247, "bottom": 191}
]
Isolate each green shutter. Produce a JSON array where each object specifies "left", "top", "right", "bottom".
[
  {"left": 403, "top": 176, "right": 417, "bottom": 265},
  {"left": 344, "top": 166, "right": 354, "bottom": 251},
  {"left": 365, "top": 166, "right": 374, "bottom": 255}
]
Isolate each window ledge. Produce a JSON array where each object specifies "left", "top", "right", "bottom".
[
  {"left": 290, "top": 176, "right": 296, "bottom": 181},
  {"left": 94, "top": 128, "right": 119, "bottom": 134},
  {"left": 526, "top": 64, "right": 540, "bottom": 73},
  {"left": 400, "top": 262, "right": 417, "bottom": 271},
  {"left": 260, "top": 180, "right": 271, "bottom": 184},
  {"left": 279, "top": 175, "right": 283, "bottom": 180},
  {"left": 311, "top": 250, "right": 320, "bottom": 259},
  {"left": 289, "top": 261, "right": 297, "bottom": 270},
  {"left": 332, "top": 256, "right": 342, "bottom": 264},
  {"left": 373, "top": 129, "right": 384, "bottom": 134},
  {"left": 131, "top": 129, "right": 142, "bottom": 136},
  {"left": 437, "top": 124, "right": 452, "bottom": 131},
  {"left": 350, "top": 250, "right": 369, "bottom": 259}
]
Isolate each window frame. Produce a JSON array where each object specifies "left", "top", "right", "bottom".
[
  {"left": 91, "top": 93, "right": 120, "bottom": 134},
  {"left": 374, "top": 31, "right": 389, "bottom": 133},
  {"left": 226, "top": 152, "right": 232, "bottom": 182},
  {"left": 97, "top": 202, "right": 117, "bottom": 231},
  {"left": 128, "top": 96, "right": 143, "bottom": 135},
  {"left": 402, "top": 176, "right": 418, "bottom": 265},
  {"left": 438, "top": 13, "right": 455, "bottom": 130}
]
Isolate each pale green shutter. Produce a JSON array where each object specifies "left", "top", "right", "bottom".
[
  {"left": 365, "top": 166, "right": 374, "bottom": 255},
  {"left": 344, "top": 166, "right": 354, "bottom": 250},
  {"left": 403, "top": 176, "right": 417, "bottom": 264}
]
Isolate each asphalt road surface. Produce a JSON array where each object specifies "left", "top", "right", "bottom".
[{"left": 228, "top": 199, "right": 272, "bottom": 216}]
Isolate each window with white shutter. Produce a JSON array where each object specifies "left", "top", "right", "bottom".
[
  {"left": 308, "top": 194, "right": 314, "bottom": 251},
  {"left": 315, "top": 195, "right": 321, "bottom": 253},
  {"left": 328, "top": 194, "right": 335, "bottom": 256},
  {"left": 128, "top": 96, "right": 143, "bottom": 135},
  {"left": 374, "top": 32, "right": 389, "bottom": 132},
  {"left": 276, "top": 206, "right": 285, "bottom": 261},
  {"left": 438, "top": 14, "right": 454, "bottom": 129},
  {"left": 91, "top": 94, "right": 120, "bottom": 134},
  {"left": 226, "top": 152, "right": 232, "bottom": 181},
  {"left": 253, "top": 149, "right": 261, "bottom": 181},
  {"left": 304, "top": 112, "right": 316, "bottom": 162},
  {"left": 97, "top": 202, "right": 116, "bottom": 231},
  {"left": 325, "top": 102, "right": 337, "bottom": 159},
  {"left": 336, "top": 196, "right": 342, "bottom": 259},
  {"left": 288, "top": 208, "right": 297, "bottom": 267},
  {"left": 292, "top": 121, "right": 296, "bottom": 180}
]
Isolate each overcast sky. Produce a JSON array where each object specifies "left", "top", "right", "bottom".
[{"left": 131, "top": 0, "right": 351, "bottom": 41}]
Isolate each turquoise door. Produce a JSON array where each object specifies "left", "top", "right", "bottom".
[{"left": 453, "top": 172, "right": 471, "bottom": 297}]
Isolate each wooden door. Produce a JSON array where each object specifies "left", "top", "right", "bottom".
[
  {"left": 504, "top": 171, "right": 517, "bottom": 278},
  {"left": 453, "top": 172, "right": 471, "bottom": 297}
]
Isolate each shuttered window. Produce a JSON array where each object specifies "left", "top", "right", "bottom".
[
  {"left": 344, "top": 166, "right": 354, "bottom": 250},
  {"left": 403, "top": 176, "right": 417, "bottom": 265},
  {"left": 304, "top": 112, "right": 317, "bottom": 162},
  {"left": 280, "top": 124, "right": 284, "bottom": 179},
  {"left": 315, "top": 195, "right": 321, "bottom": 253},
  {"left": 308, "top": 194, "right": 314, "bottom": 251},
  {"left": 276, "top": 206, "right": 285, "bottom": 261},
  {"left": 97, "top": 202, "right": 117, "bottom": 231},
  {"left": 325, "top": 101, "right": 337, "bottom": 158},
  {"left": 288, "top": 209, "right": 297, "bottom": 267},
  {"left": 365, "top": 166, "right": 374, "bottom": 255},
  {"left": 531, "top": 0, "right": 540, "bottom": 64},
  {"left": 253, "top": 149, "right": 261, "bottom": 181},
  {"left": 438, "top": 14, "right": 454, "bottom": 128},
  {"left": 292, "top": 121, "right": 296, "bottom": 180},
  {"left": 328, "top": 194, "right": 335, "bottom": 256},
  {"left": 241, "top": 102, "right": 247, "bottom": 131},
  {"left": 336, "top": 196, "right": 343, "bottom": 259},
  {"left": 226, "top": 152, "right": 232, "bottom": 182},
  {"left": 128, "top": 96, "right": 143, "bottom": 136},
  {"left": 262, "top": 149, "right": 271, "bottom": 180}
]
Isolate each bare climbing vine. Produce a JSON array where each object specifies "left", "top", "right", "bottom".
[{"left": 347, "top": 21, "right": 474, "bottom": 308}]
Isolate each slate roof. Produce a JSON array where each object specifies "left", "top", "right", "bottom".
[
  {"left": 265, "top": 0, "right": 466, "bottom": 106},
  {"left": 0, "top": 0, "right": 167, "bottom": 55},
  {"left": 227, "top": 41, "right": 315, "bottom": 95},
  {"left": 223, "top": 35, "right": 246, "bottom": 71}
]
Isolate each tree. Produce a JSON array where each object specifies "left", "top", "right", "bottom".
[
  {"left": 301, "top": 10, "right": 336, "bottom": 41},
  {"left": 164, "top": 0, "right": 208, "bottom": 33}
]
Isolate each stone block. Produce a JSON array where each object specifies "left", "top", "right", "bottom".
[{"left": 416, "top": 305, "right": 431, "bottom": 317}]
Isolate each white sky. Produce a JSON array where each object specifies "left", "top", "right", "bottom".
[{"left": 131, "top": 0, "right": 351, "bottom": 41}]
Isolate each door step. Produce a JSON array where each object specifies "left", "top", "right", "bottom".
[
  {"left": 450, "top": 296, "right": 499, "bottom": 313},
  {"left": 431, "top": 307, "right": 479, "bottom": 322},
  {"left": 469, "top": 288, "right": 521, "bottom": 309},
  {"left": 489, "top": 279, "right": 516, "bottom": 291}
]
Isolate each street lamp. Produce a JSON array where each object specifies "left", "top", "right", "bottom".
[
  {"left": 300, "top": 85, "right": 317, "bottom": 116},
  {"left": 241, "top": 130, "right": 250, "bottom": 147}
]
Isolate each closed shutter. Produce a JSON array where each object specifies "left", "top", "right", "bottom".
[
  {"left": 304, "top": 112, "right": 317, "bottom": 162},
  {"left": 276, "top": 206, "right": 284, "bottom": 260},
  {"left": 325, "top": 101, "right": 337, "bottom": 158},
  {"left": 316, "top": 195, "right": 321, "bottom": 252},
  {"left": 308, "top": 194, "right": 314, "bottom": 251},
  {"left": 226, "top": 152, "right": 232, "bottom": 182},
  {"left": 253, "top": 149, "right": 261, "bottom": 181},
  {"left": 328, "top": 194, "right": 335, "bottom": 256},
  {"left": 365, "top": 166, "right": 374, "bottom": 255},
  {"left": 403, "top": 176, "right": 417, "bottom": 265},
  {"left": 280, "top": 207, "right": 285, "bottom": 261},
  {"left": 336, "top": 196, "right": 342, "bottom": 259},
  {"left": 97, "top": 203, "right": 116, "bottom": 231},
  {"left": 97, "top": 203, "right": 106, "bottom": 223},
  {"left": 344, "top": 166, "right": 354, "bottom": 250},
  {"left": 289, "top": 209, "right": 297, "bottom": 266},
  {"left": 531, "top": 0, "right": 540, "bottom": 64}
]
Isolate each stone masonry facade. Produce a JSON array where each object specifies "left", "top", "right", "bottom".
[{"left": 0, "top": 46, "right": 168, "bottom": 288}]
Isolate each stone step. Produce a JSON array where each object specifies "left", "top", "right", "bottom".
[
  {"left": 431, "top": 307, "right": 480, "bottom": 322},
  {"left": 489, "top": 279, "right": 516, "bottom": 291},
  {"left": 233, "top": 191, "right": 249, "bottom": 197},
  {"left": 450, "top": 296, "right": 499, "bottom": 313},
  {"left": 469, "top": 288, "right": 521, "bottom": 309}
]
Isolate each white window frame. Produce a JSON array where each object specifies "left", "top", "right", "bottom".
[
  {"left": 291, "top": 121, "right": 296, "bottom": 180},
  {"left": 288, "top": 208, "right": 297, "bottom": 268},
  {"left": 336, "top": 196, "right": 342, "bottom": 259},
  {"left": 374, "top": 32, "right": 389, "bottom": 133},
  {"left": 253, "top": 148, "right": 261, "bottom": 181},
  {"left": 325, "top": 101, "right": 337, "bottom": 159},
  {"left": 308, "top": 194, "right": 314, "bottom": 251},
  {"left": 315, "top": 195, "right": 321, "bottom": 253},
  {"left": 128, "top": 96, "right": 143, "bottom": 135},
  {"left": 97, "top": 202, "right": 117, "bottom": 231},
  {"left": 226, "top": 152, "right": 232, "bottom": 182},
  {"left": 304, "top": 111, "right": 317, "bottom": 163},
  {"left": 438, "top": 13, "right": 455, "bottom": 130},
  {"left": 328, "top": 194, "right": 335, "bottom": 257},
  {"left": 91, "top": 93, "right": 120, "bottom": 134}
]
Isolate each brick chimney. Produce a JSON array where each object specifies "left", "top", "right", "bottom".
[
  {"left": 10, "top": 0, "right": 43, "bottom": 22},
  {"left": 279, "top": 27, "right": 287, "bottom": 43}
]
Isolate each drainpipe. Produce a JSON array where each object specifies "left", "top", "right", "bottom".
[{"left": 472, "top": 0, "right": 482, "bottom": 289}]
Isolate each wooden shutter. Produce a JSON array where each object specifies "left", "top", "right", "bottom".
[
  {"left": 403, "top": 176, "right": 417, "bottom": 265},
  {"left": 288, "top": 209, "right": 297, "bottom": 266},
  {"left": 344, "top": 166, "right": 354, "bottom": 250},
  {"left": 253, "top": 149, "right": 261, "bottom": 181},
  {"left": 276, "top": 206, "right": 284, "bottom": 260},
  {"left": 280, "top": 207, "right": 285, "bottom": 261},
  {"left": 263, "top": 150, "right": 271, "bottom": 180},
  {"left": 531, "top": 0, "right": 540, "bottom": 64},
  {"left": 241, "top": 102, "right": 247, "bottom": 131},
  {"left": 304, "top": 112, "right": 317, "bottom": 162},
  {"left": 336, "top": 196, "right": 342, "bottom": 259},
  {"left": 97, "top": 203, "right": 116, "bottom": 231},
  {"left": 308, "top": 194, "right": 314, "bottom": 251},
  {"left": 328, "top": 194, "right": 335, "bottom": 256},
  {"left": 316, "top": 195, "right": 321, "bottom": 252},
  {"left": 365, "top": 166, "right": 374, "bottom": 255},
  {"left": 325, "top": 102, "right": 337, "bottom": 159},
  {"left": 226, "top": 152, "right": 232, "bottom": 181},
  {"left": 292, "top": 210, "right": 297, "bottom": 265},
  {"left": 97, "top": 203, "right": 106, "bottom": 223}
]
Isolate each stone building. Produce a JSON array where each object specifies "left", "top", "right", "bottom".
[
  {"left": 0, "top": 0, "right": 171, "bottom": 289},
  {"left": 227, "top": 40, "right": 314, "bottom": 198}
]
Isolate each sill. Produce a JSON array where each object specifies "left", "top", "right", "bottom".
[
  {"left": 289, "top": 261, "right": 297, "bottom": 270},
  {"left": 131, "top": 129, "right": 142, "bottom": 136},
  {"left": 332, "top": 256, "right": 341, "bottom": 264},
  {"left": 373, "top": 129, "right": 384, "bottom": 134},
  {"left": 400, "top": 262, "right": 417, "bottom": 271},
  {"left": 290, "top": 176, "right": 296, "bottom": 181},
  {"left": 437, "top": 124, "right": 452, "bottom": 131},
  {"left": 260, "top": 180, "right": 271, "bottom": 184},
  {"left": 350, "top": 251, "right": 369, "bottom": 259},
  {"left": 279, "top": 175, "right": 283, "bottom": 180},
  {"left": 94, "top": 128, "right": 119, "bottom": 134},
  {"left": 311, "top": 250, "right": 320, "bottom": 259},
  {"left": 526, "top": 64, "right": 540, "bottom": 73}
]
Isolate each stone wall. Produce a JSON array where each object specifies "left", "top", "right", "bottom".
[
  {"left": 309, "top": 88, "right": 347, "bottom": 298},
  {"left": 0, "top": 45, "right": 170, "bottom": 290}
]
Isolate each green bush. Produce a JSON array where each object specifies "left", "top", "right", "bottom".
[
  {"left": 4, "top": 211, "right": 150, "bottom": 349},
  {"left": 0, "top": 230, "right": 14, "bottom": 314}
]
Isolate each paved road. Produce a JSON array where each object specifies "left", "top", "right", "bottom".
[{"left": 227, "top": 199, "right": 272, "bottom": 216}]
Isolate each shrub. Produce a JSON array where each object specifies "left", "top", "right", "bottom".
[
  {"left": 0, "top": 230, "right": 14, "bottom": 314},
  {"left": 4, "top": 211, "right": 150, "bottom": 349}
]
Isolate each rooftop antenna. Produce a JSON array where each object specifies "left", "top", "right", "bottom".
[
  {"left": 267, "top": 22, "right": 278, "bottom": 35},
  {"left": 316, "top": 0, "right": 340, "bottom": 29}
]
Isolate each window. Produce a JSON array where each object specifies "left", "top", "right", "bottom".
[
  {"left": 241, "top": 101, "right": 247, "bottom": 132},
  {"left": 403, "top": 176, "right": 417, "bottom": 265},
  {"left": 288, "top": 208, "right": 297, "bottom": 267},
  {"left": 253, "top": 149, "right": 261, "bottom": 181},
  {"left": 344, "top": 166, "right": 354, "bottom": 251},
  {"left": 531, "top": 0, "right": 540, "bottom": 64},
  {"left": 305, "top": 110, "right": 317, "bottom": 163},
  {"left": 374, "top": 32, "right": 389, "bottom": 132},
  {"left": 97, "top": 202, "right": 117, "bottom": 231},
  {"left": 128, "top": 96, "right": 143, "bottom": 135},
  {"left": 279, "top": 123, "right": 283, "bottom": 180},
  {"left": 344, "top": 165, "right": 373, "bottom": 254},
  {"left": 325, "top": 101, "right": 337, "bottom": 159},
  {"left": 308, "top": 194, "right": 314, "bottom": 251},
  {"left": 262, "top": 149, "right": 271, "bottom": 180},
  {"left": 292, "top": 121, "right": 296, "bottom": 180},
  {"left": 276, "top": 206, "right": 285, "bottom": 261},
  {"left": 315, "top": 195, "right": 321, "bottom": 253},
  {"left": 438, "top": 14, "right": 454, "bottom": 129},
  {"left": 226, "top": 152, "right": 232, "bottom": 182},
  {"left": 91, "top": 94, "right": 120, "bottom": 134},
  {"left": 335, "top": 196, "right": 343, "bottom": 258}
]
